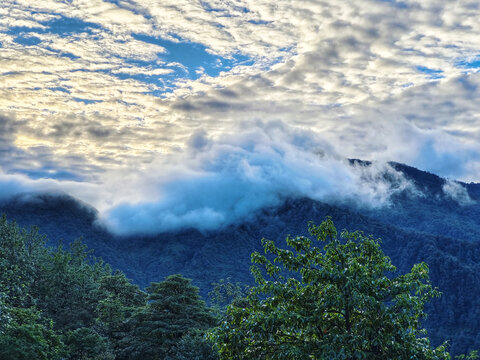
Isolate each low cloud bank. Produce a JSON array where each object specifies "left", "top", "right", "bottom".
[
  {"left": 99, "top": 123, "right": 416, "bottom": 235},
  {"left": 0, "top": 170, "right": 99, "bottom": 206},
  {"left": 1, "top": 122, "right": 476, "bottom": 236}
]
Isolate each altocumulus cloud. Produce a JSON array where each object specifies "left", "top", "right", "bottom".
[
  {"left": 2, "top": 0, "right": 480, "bottom": 181},
  {"left": 1, "top": 0, "right": 480, "bottom": 234}
]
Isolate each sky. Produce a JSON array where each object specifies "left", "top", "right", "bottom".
[{"left": 1, "top": 0, "right": 480, "bottom": 234}]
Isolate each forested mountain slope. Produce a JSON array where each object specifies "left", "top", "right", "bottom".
[{"left": 1, "top": 162, "right": 480, "bottom": 354}]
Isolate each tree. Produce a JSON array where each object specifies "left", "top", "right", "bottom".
[
  {"left": 63, "top": 327, "right": 113, "bottom": 360},
  {"left": 0, "top": 215, "right": 121, "bottom": 358},
  {"left": 456, "top": 351, "right": 479, "bottom": 360},
  {"left": 119, "top": 274, "right": 217, "bottom": 360},
  {"left": 0, "top": 304, "right": 63, "bottom": 360},
  {"left": 209, "top": 278, "right": 249, "bottom": 317},
  {"left": 209, "top": 217, "right": 451, "bottom": 359},
  {"left": 96, "top": 272, "right": 147, "bottom": 357},
  {"left": 170, "top": 329, "right": 219, "bottom": 360},
  {"left": 0, "top": 215, "right": 48, "bottom": 308},
  {"left": 33, "top": 239, "right": 111, "bottom": 331}
]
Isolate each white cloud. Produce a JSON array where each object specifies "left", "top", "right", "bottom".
[
  {"left": 0, "top": 121, "right": 420, "bottom": 234},
  {"left": 0, "top": 169, "right": 99, "bottom": 204},
  {"left": 1, "top": 0, "right": 480, "bottom": 233},
  {"left": 97, "top": 122, "right": 420, "bottom": 234},
  {"left": 442, "top": 179, "right": 474, "bottom": 206}
]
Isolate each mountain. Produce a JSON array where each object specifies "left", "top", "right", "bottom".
[{"left": 1, "top": 162, "right": 480, "bottom": 355}]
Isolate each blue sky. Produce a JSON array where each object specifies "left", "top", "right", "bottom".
[
  {"left": 1, "top": 0, "right": 480, "bottom": 232},
  {"left": 6, "top": 13, "right": 255, "bottom": 93}
]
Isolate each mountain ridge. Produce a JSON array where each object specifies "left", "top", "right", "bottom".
[{"left": 1, "top": 161, "right": 480, "bottom": 354}]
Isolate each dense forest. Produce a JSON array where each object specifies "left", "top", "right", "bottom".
[
  {"left": 1, "top": 215, "right": 479, "bottom": 359},
  {"left": 0, "top": 215, "right": 219, "bottom": 359},
  {"left": 1, "top": 162, "right": 480, "bottom": 356}
]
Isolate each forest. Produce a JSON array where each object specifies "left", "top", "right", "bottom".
[
  {"left": 1, "top": 214, "right": 478, "bottom": 359},
  {"left": 0, "top": 215, "right": 218, "bottom": 359}
]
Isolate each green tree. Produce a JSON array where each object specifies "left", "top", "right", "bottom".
[
  {"left": 33, "top": 239, "right": 111, "bottom": 331},
  {"left": 209, "top": 278, "right": 248, "bottom": 317},
  {"left": 171, "top": 329, "right": 219, "bottom": 360},
  {"left": 0, "top": 304, "right": 63, "bottom": 360},
  {"left": 456, "top": 351, "right": 479, "bottom": 360},
  {"left": 0, "top": 215, "right": 117, "bottom": 358},
  {"left": 0, "top": 215, "right": 48, "bottom": 308},
  {"left": 119, "top": 274, "right": 217, "bottom": 360},
  {"left": 209, "top": 218, "right": 451, "bottom": 359},
  {"left": 96, "top": 272, "right": 147, "bottom": 357},
  {"left": 63, "top": 327, "right": 113, "bottom": 360}
]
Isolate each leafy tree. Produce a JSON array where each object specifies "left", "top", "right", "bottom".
[
  {"left": 209, "top": 217, "right": 451, "bottom": 359},
  {"left": 209, "top": 278, "right": 248, "bottom": 316},
  {"left": 0, "top": 305, "right": 63, "bottom": 360},
  {"left": 63, "top": 327, "right": 113, "bottom": 360},
  {"left": 170, "top": 329, "right": 219, "bottom": 360},
  {"left": 0, "top": 215, "right": 48, "bottom": 307},
  {"left": 33, "top": 239, "right": 111, "bottom": 331},
  {"left": 456, "top": 351, "right": 479, "bottom": 360},
  {"left": 119, "top": 274, "right": 217, "bottom": 360},
  {"left": 0, "top": 215, "right": 119, "bottom": 358}
]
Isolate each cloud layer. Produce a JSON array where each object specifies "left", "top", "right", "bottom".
[
  {"left": 1, "top": 0, "right": 480, "bottom": 233},
  {"left": 0, "top": 121, "right": 475, "bottom": 234},
  {"left": 100, "top": 123, "right": 416, "bottom": 234},
  {"left": 0, "top": 122, "right": 416, "bottom": 234}
]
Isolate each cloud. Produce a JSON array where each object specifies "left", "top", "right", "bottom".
[
  {"left": 0, "top": 0, "right": 479, "bottom": 168},
  {"left": 0, "top": 121, "right": 417, "bottom": 235},
  {"left": 1, "top": 0, "right": 480, "bottom": 234},
  {"left": 0, "top": 170, "right": 99, "bottom": 204},
  {"left": 442, "top": 180, "right": 474, "bottom": 206},
  {"left": 0, "top": 112, "right": 19, "bottom": 147},
  {"left": 99, "top": 122, "right": 416, "bottom": 235},
  {"left": 0, "top": 119, "right": 473, "bottom": 235}
]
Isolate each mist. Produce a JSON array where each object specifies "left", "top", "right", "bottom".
[
  {"left": 99, "top": 123, "right": 416, "bottom": 235},
  {"left": 2, "top": 122, "right": 476, "bottom": 235}
]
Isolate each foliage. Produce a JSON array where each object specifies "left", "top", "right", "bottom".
[
  {"left": 119, "top": 274, "right": 217, "bottom": 359},
  {"left": 456, "top": 351, "right": 479, "bottom": 360},
  {"left": 63, "top": 327, "right": 113, "bottom": 360},
  {"left": 4, "top": 176, "right": 480, "bottom": 357},
  {"left": 0, "top": 305, "right": 63, "bottom": 360},
  {"left": 209, "top": 278, "right": 249, "bottom": 316},
  {"left": 0, "top": 216, "right": 111, "bottom": 359},
  {"left": 209, "top": 217, "right": 451, "bottom": 359},
  {"left": 96, "top": 272, "right": 147, "bottom": 357},
  {"left": 0, "top": 216, "right": 220, "bottom": 359},
  {"left": 0, "top": 215, "right": 47, "bottom": 307},
  {"left": 170, "top": 329, "right": 219, "bottom": 360},
  {"left": 33, "top": 239, "right": 111, "bottom": 331},
  {"left": 4, "top": 185, "right": 480, "bottom": 355}
]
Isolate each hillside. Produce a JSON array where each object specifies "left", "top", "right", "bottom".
[{"left": 1, "top": 162, "right": 480, "bottom": 354}]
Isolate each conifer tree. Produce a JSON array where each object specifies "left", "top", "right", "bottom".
[
  {"left": 96, "top": 272, "right": 147, "bottom": 357},
  {"left": 0, "top": 304, "right": 63, "bottom": 360},
  {"left": 119, "top": 274, "right": 217, "bottom": 359}
]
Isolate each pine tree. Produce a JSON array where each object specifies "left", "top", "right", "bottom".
[
  {"left": 0, "top": 304, "right": 63, "bottom": 360},
  {"left": 119, "top": 274, "right": 217, "bottom": 360}
]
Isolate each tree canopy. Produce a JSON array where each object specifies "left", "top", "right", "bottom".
[
  {"left": 209, "top": 217, "right": 452, "bottom": 359},
  {"left": 119, "top": 274, "right": 217, "bottom": 360},
  {"left": 1, "top": 213, "right": 478, "bottom": 359},
  {"left": 0, "top": 215, "right": 218, "bottom": 359}
]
